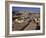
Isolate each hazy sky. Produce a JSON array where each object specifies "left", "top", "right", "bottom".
[{"left": 12, "top": 7, "right": 40, "bottom": 13}]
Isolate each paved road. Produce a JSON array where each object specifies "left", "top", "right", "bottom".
[{"left": 24, "top": 21, "right": 37, "bottom": 30}]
